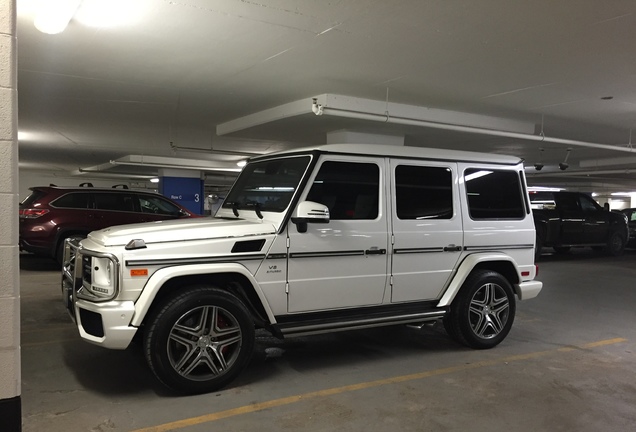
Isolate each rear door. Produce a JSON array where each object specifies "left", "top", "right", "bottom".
[
  {"left": 286, "top": 156, "right": 389, "bottom": 312},
  {"left": 389, "top": 160, "right": 463, "bottom": 302}
]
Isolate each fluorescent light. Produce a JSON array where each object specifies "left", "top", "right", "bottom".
[
  {"left": 150, "top": 178, "right": 159, "bottom": 183},
  {"left": 611, "top": 192, "right": 635, "bottom": 197},
  {"left": 528, "top": 186, "right": 564, "bottom": 192},
  {"left": 237, "top": 160, "right": 247, "bottom": 167},
  {"left": 33, "top": 0, "right": 81, "bottom": 34}
]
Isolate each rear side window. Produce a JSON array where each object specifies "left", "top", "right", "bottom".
[
  {"left": 20, "top": 189, "right": 48, "bottom": 207},
  {"left": 94, "top": 193, "right": 135, "bottom": 212},
  {"left": 306, "top": 161, "right": 379, "bottom": 220},
  {"left": 465, "top": 168, "right": 524, "bottom": 219},
  {"left": 52, "top": 193, "right": 90, "bottom": 209},
  {"left": 395, "top": 165, "right": 452, "bottom": 219}
]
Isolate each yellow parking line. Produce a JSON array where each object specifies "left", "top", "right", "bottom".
[{"left": 131, "top": 337, "right": 627, "bottom": 432}]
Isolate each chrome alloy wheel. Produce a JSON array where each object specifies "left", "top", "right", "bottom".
[
  {"left": 468, "top": 282, "right": 510, "bottom": 339},
  {"left": 167, "top": 305, "right": 243, "bottom": 381}
]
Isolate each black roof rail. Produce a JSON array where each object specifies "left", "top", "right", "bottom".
[
  {"left": 79, "top": 182, "right": 94, "bottom": 187},
  {"left": 111, "top": 184, "right": 129, "bottom": 189}
]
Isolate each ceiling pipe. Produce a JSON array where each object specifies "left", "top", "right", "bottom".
[
  {"left": 527, "top": 168, "right": 635, "bottom": 177},
  {"left": 311, "top": 99, "right": 636, "bottom": 154},
  {"left": 109, "top": 160, "right": 242, "bottom": 173},
  {"left": 76, "top": 168, "right": 156, "bottom": 179},
  {"left": 170, "top": 142, "right": 259, "bottom": 157}
]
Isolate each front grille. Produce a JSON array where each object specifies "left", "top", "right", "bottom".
[{"left": 82, "top": 255, "right": 92, "bottom": 285}]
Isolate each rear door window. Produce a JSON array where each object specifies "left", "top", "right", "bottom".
[{"left": 395, "top": 165, "right": 452, "bottom": 219}]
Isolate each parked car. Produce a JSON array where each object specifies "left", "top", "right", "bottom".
[
  {"left": 61, "top": 144, "right": 542, "bottom": 394},
  {"left": 531, "top": 191, "right": 629, "bottom": 259},
  {"left": 618, "top": 208, "right": 636, "bottom": 246},
  {"left": 19, "top": 184, "right": 196, "bottom": 263}
]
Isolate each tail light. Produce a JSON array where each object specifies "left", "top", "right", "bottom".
[
  {"left": 535, "top": 264, "right": 539, "bottom": 277},
  {"left": 19, "top": 208, "right": 50, "bottom": 219}
]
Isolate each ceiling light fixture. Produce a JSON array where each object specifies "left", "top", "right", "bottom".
[
  {"left": 236, "top": 160, "right": 247, "bottom": 167},
  {"left": 33, "top": 0, "right": 81, "bottom": 34},
  {"left": 150, "top": 178, "right": 159, "bottom": 183},
  {"left": 534, "top": 147, "right": 544, "bottom": 171},
  {"left": 559, "top": 148, "right": 572, "bottom": 171}
]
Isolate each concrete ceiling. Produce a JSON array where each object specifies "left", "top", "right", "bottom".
[{"left": 15, "top": 0, "right": 636, "bottom": 193}]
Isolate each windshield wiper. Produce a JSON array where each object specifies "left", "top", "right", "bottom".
[
  {"left": 224, "top": 201, "right": 240, "bottom": 217},
  {"left": 245, "top": 201, "right": 263, "bottom": 220}
]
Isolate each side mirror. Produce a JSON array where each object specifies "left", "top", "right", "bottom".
[
  {"left": 291, "top": 201, "right": 330, "bottom": 233},
  {"left": 604, "top": 203, "right": 610, "bottom": 211}
]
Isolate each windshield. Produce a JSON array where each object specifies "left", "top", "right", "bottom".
[{"left": 223, "top": 155, "right": 311, "bottom": 213}]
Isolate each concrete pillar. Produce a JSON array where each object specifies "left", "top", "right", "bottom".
[
  {"left": 0, "top": 1, "right": 21, "bottom": 431},
  {"left": 326, "top": 130, "right": 404, "bottom": 146}
]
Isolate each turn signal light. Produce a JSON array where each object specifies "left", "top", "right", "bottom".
[{"left": 130, "top": 269, "right": 148, "bottom": 277}]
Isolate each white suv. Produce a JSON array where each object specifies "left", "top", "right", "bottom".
[{"left": 62, "top": 144, "right": 542, "bottom": 394}]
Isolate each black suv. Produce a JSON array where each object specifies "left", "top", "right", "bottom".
[
  {"left": 531, "top": 191, "right": 629, "bottom": 258},
  {"left": 19, "top": 184, "right": 196, "bottom": 263}
]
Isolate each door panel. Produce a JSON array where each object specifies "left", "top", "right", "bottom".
[
  {"left": 389, "top": 161, "right": 463, "bottom": 302},
  {"left": 287, "top": 157, "right": 389, "bottom": 313}
]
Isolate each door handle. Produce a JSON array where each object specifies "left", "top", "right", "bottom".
[
  {"left": 365, "top": 248, "right": 386, "bottom": 255},
  {"left": 443, "top": 245, "right": 463, "bottom": 252}
]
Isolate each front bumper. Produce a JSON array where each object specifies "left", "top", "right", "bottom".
[{"left": 61, "top": 239, "right": 138, "bottom": 350}]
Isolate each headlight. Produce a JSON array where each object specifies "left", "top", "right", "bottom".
[{"left": 77, "top": 253, "right": 119, "bottom": 302}]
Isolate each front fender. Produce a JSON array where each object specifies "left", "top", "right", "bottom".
[
  {"left": 130, "top": 263, "right": 276, "bottom": 326},
  {"left": 436, "top": 253, "right": 521, "bottom": 307}
]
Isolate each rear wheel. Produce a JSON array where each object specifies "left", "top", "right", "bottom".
[
  {"left": 144, "top": 286, "right": 255, "bottom": 394},
  {"left": 444, "top": 270, "right": 516, "bottom": 349},
  {"left": 605, "top": 231, "right": 626, "bottom": 256}
]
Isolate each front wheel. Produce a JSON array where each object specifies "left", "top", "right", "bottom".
[
  {"left": 144, "top": 286, "right": 255, "bottom": 394},
  {"left": 444, "top": 270, "right": 516, "bottom": 349}
]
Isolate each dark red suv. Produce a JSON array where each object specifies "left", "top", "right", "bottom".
[{"left": 19, "top": 184, "right": 197, "bottom": 263}]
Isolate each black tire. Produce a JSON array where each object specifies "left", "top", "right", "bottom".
[
  {"left": 553, "top": 246, "right": 571, "bottom": 254},
  {"left": 605, "top": 231, "right": 626, "bottom": 256},
  {"left": 444, "top": 270, "right": 516, "bottom": 349},
  {"left": 56, "top": 234, "right": 86, "bottom": 265},
  {"left": 143, "top": 286, "right": 255, "bottom": 394}
]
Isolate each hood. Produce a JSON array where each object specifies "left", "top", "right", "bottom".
[{"left": 87, "top": 217, "right": 277, "bottom": 247}]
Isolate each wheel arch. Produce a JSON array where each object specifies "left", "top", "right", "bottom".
[
  {"left": 437, "top": 253, "right": 521, "bottom": 307},
  {"left": 131, "top": 264, "right": 275, "bottom": 328}
]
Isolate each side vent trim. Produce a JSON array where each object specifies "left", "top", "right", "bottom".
[{"left": 231, "top": 239, "right": 266, "bottom": 253}]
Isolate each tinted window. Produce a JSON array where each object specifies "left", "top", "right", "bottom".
[
  {"left": 395, "top": 165, "right": 452, "bottom": 219},
  {"left": 94, "top": 193, "right": 135, "bottom": 212},
  {"left": 52, "top": 192, "right": 90, "bottom": 209},
  {"left": 307, "top": 161, "right": 379, "bottom": 220},
  {"left": 20, "top": 189, "right": 48, "bottom": 207},
  {"left": 465, "top": 169, "right": 524, "bottom": 219},
  {"left": 579, "top": 195, "right": 600, "bottom": 212},
  {"left": 138, "top": 195, "right": 182, "bottom": 216}
]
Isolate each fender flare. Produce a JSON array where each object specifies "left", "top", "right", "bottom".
[
  {"left": 436, "top": 252, "right": 520, "bottom": 307},
  {"left": 130, "top": 263, "right": 276, "bottom": 326}
]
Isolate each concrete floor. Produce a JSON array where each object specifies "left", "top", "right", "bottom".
[{"left": 20, "top": 248, "right": 636, "bottom": 432}]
